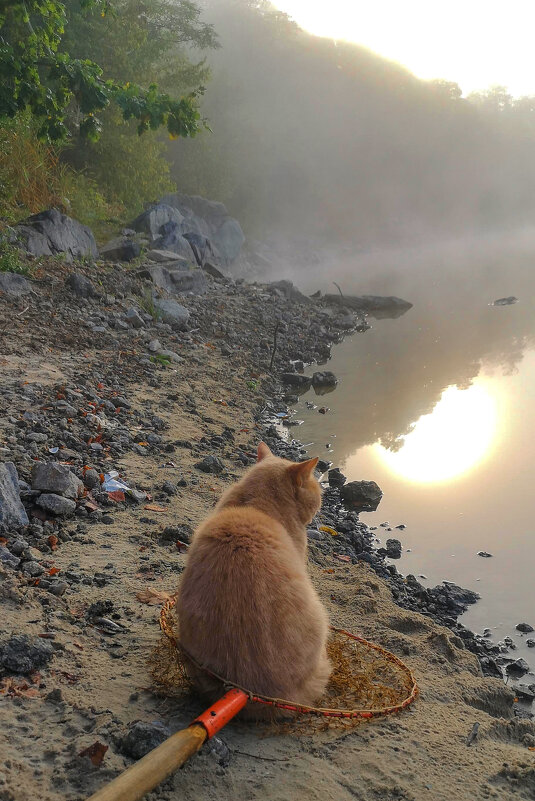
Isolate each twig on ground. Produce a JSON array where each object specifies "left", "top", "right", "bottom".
[{"left": 233, "top": 749, "right": 290, "bottom": 763}]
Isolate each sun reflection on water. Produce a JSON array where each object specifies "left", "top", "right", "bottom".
[{"left": 374, "top": 384, "right": 499, "bottom": 484}]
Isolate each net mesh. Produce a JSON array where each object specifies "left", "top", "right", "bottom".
[{"left": 150, "top": 597, "right": 418, "bottom": 729}]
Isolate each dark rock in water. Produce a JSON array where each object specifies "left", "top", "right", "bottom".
[
  {"left": 280, "top": 373, "right": 312, "bottom": 391},
  {"left": 194, "top": 455, "right": 224, "bottom": 474},
  {"left": 0, "top": 462, "right": 29, "bottom": 529},
  {"left": 386, "top": 538, "right": 402, "bottom": 558},
  {"left": 121, "top": 721, "right": 171, "bottom": 760},
  {"left": 505, "top": 658, "right": 530, "bottom": 677},
  {"left": 316, "top": 459, "right": 331, "bottom": 474},
  {"left": 137, "top": 265, "right": 207, "bottom": 296},
  {"left": 526, "top": 639, "right": 535, "bottom": 648},
  {"left": 437, "top": 582, "right": 480, "bottom": 613},
  {"left": 131, "top": 204, "right": 184, "bottom": 241},
  {"left": 493, "top": 296, "right": 518, "bottom": 306},
  {"left": 268, "top": 280, "right": 313, "bottom": 305},
  {"left": 13, "top": 209, "right": 97, "bottom": 261},
  {"left": 516, "top": 622, "right": 534, "bottom": 633},
  {"left": 322, "top": 294, "right": 413, "bottom": 319},
  {"left": 153, "top": 298, "right": 190, "bottom": 329},
  {"left": 479, "top": 656, "right": 503, "bottom": 679},
  {"left": 65, "top": 272, "right": 99, "bottom": 299},
  {"left": 100, "top": 236, "right": 141, "bottom": 263},
  {"left": 0, "top": 272, "right": 31, "bottom": 296},
  {"left": 312, "top": 372, "right": 338, "bottom": 394},
  {"left": 0, "top": 634, "right": 54, "bottom": 674},
  {"left": 31, "top": 462, "right": 83, "bottom": 499},
  {"left": 328, "top": 468, "right": 347, "bottom": 488},
  {"left": 477, "top": 551, "right": 493, "bottom": 558},
  {"left": 340, "top": 480, "right": 383, "bottom": 512},
  {"left": 36, "top": 493, "right": 76, "bottom": 516}
]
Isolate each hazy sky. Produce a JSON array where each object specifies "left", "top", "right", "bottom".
[{"left": 274, "top": 0, "right": 535, "bottom": 97}]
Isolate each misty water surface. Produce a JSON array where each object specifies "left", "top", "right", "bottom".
[{"left": 284, "top": 230, "right": 535, "bottom": 679}]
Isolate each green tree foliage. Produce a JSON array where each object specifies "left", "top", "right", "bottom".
[{"left": 0, "top": 0, "right": 213, "bottom": 142}]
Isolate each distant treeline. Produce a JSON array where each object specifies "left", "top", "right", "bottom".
[{"left": 2, "top": 0, "right": 534, "bottom": 248}]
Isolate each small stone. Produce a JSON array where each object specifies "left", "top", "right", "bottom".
[
  {"left": 31, "top": 462, "right": 83, "bottom": 499},
  {"left": 36, "top": 493, "right": 76, "bottom": 516},
  {"left": 84, "top": 469, "right": 101, "bottom": 489},
  {"left": 385, "top": 538, "right": 402, "bottom": 558},
  {"left": 49, "top": 582, "right": 68, "bottom": 597},
  {"left": 0, "top": 546, "right": 20, "bottom": 569},
  {"left": 516, "top": 622, "right": 534, "bottom": 633},
  {"left": 125, "top": 307, "right": 145, "bottom": 329},
  {"left": 0, "top": 634, "right": 54, "bottom": 674},
  {"left": 0, "top": 462, "right": 29, "bottom": 529},
  {"left": 121, "top": 721, "right": 171, "bottom": 760},
  {"left": 311, "top": 371, "right": 338, "bottom": 393},
  {"left": 148, "top": 339, "right": 161, "bottom": 353},
  {"left": 22, "top": 560, "right": 44, "bottom": 577},
  {"left": 307, "top": 529, "right": 325, "bottom": 541},
  {"left": 477, "top": 551, "right": 493, "bottom": 558},
  {"left": 194, "top": 455, "right": 224, "bottom": 474},
  {"left": 526, "top": 639, "right": 535, "bottom": 648},
  {"left": 505, "top": 658, "right": 530, "bottom": 676},
  {"left": 45, "top": 688, "right": 64, "bottom": 704},
  {"left": 66, "top": 273, "right": 98, "bottom": 298},
  {"left": 340, "top": 480, "right": 383, "bottom": 512},
  {"left": 328, "top": 468, "right": 346, "bottom": 488}
]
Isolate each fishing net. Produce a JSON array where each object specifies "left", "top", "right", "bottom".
[{"left": 151, "top": 597, "right": 418, "bottom": 728}]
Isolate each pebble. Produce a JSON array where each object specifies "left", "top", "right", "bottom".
[
  {"left": 0, "top": 634, "right": 54, "bottom": 674},
  {"left": 121, "top": 722, "right": 171, "bottom": 760}
]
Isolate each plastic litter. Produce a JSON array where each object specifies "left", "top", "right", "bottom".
[{"left": 102, "top": 472, "right": 147, "bottom": 503}]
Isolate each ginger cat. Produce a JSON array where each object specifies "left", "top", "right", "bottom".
[{"left": 175, "top": 442, "right": 331, "bottom": 717}]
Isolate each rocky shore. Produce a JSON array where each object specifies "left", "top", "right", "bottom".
[{"left": 1, "top": 244, "right": 535, "bottom": 800}]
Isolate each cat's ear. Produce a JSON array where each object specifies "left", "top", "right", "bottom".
[
  {"left": 257, "top": 441, "right": 272, "bottom": 462},
  {"left": 288, "top": 457, "right": 319, "bottom": 487}
]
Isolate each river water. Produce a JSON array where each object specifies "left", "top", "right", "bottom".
[{"left": 286, "top": 231, "right": 535, "bottom": 678}]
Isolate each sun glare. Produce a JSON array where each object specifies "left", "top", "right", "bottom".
[{"left": 374, "top": 385, "right": 498, "bottom": 484}]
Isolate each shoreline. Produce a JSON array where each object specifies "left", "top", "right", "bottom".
[{"left": 0, "top": 257, "right": 534, "bottom": 800}]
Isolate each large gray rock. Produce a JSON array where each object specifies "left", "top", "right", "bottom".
[
  {"left": 0, "top": 272, "right": 31, "bottom": 296},
  {"left": 152, "top": 225, "right": 196, "bottom": 263},
  {"left": 100, "top": 237, "right": 141, "bottom": 263},
  {"left": 131, "top": 204, "right": 185, "bottom": 241},
  {"left": 182, "top": 232, "right": 218, "bottom": 268},
  {"left": 137, "top": 265, "right": 208, "bottom": 296},
  {"left": 36, "top": 493, "right": 76, "bottom": 516},
  {"left": 159, "top": 193, "right": 245, "bottom": 264},
  {"left": 145, "top": 249, "right": 190, "bottom": 266},
  {"left": 0, "top": 462, "right": 29, "bottom": 530},
  {"left": 323, "top": 294, "right": 413, "bottom": 319},
  {"left": 340, "top": 480, "right": 383, "bottom": 512},
  {"left": 13, "top": 209, "right": 97, "bottom": 261},
  {"left": 31, "top": 462, "right": 83, "bottom": 499},
  {"left": 153, "top": 298, "right": 190, "bottom": 328}
]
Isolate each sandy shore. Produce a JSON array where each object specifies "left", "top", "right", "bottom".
[{"left": 0, "top": 259, "right": 534, "bottom": 801}]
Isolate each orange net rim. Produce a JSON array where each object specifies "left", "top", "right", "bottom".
[{"left": 159, "top": 597, "right": 419, "bottom": 721}]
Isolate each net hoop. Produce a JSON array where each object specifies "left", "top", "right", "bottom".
[{"left": 159, "top": 597, "right": 419, "bottom": 721}]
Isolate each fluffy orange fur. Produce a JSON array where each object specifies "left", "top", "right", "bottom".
[{"left": 175, "top": 442, "right": 331, "bottom": 717}]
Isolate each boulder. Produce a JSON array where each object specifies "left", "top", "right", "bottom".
[
  {"left": 36, "top": 493, "right": 76, "bottom": 516},
  {"left": 153, "top": 298, "right": 190, "bottom": 329},
  {"left": 145, "top": 249, "right": 190, "bottom": 267},
  {"left": 160, "top": 192, "right": 244, "bottom": 264},
  {"left": 137, "top": 265, "right": 208, "bottom": 296},
  {"left": 100, "top": 237, "right": 141, "bottom": 263},
  {"left": 13, "top": 209, "right": 97, "bottom": 261},
  {"left": 65, "top": 272, "right": 99, "bottom": 299},
  {"left": 0, "top": 462, "right": 29, "bottom": 530},
  {"left": 323, "top": 294, "right": 413, "bottom": 319},
  {"left": 385, "top": 538, "right": 402, "bottom": 558},
  {"left": 130, "top": 204, "right": 184, "bottom": 241},
  {"left": 516, "top": 623, "right": 534, "bottom": 633},
  {"left": 312, "top": 371, "right": 338, "bottom": 394},
  {"left": 31, "top": 462, "right": 83, "bottom": 499},
  {"left": 505, "top": 658, "right": 530, "bottom": 677},
  {"left": 340, "top": 480, "right": 383, "bottom": 512},
  {"left": 268, "top": 280, "right": 313, "bottom": 305},
  {"left": 0, "top": 272, "right": 31, "bottom": 296},
  {"left": 152, "top": 224, "right": 197, "bottom": 263},
  {"left": 182, "top": 232, "right": 218, "bottom": 267},
  {"left": 281, "top": 374, "right": 312, "bottom": 391}
]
